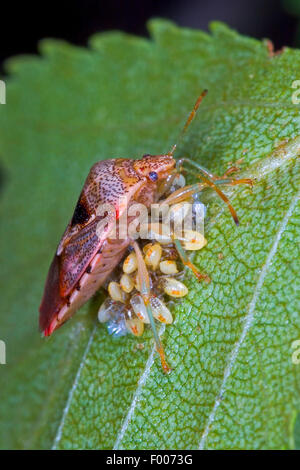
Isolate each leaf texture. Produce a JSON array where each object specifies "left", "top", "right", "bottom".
[{"left": 0, "top": 20, "right": 299, "bottom": 449}]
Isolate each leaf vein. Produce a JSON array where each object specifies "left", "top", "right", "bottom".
[
  {"left": 51, "top": 324, "right": 97, "bottom": 450},
  {"left": 198, "top": 189, "right": 300, "bottom": 449},
  {"left": 113, "top": 325, "right": 166, "bottom": 450}
]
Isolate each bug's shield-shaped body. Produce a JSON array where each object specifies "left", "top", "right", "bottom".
[{"left": 39, "top": 155, "right": 175, "bottom": 336}]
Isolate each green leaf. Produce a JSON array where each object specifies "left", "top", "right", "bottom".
[
  {"left": 0, "top": 20, "right": 299, "bottom": 450},
  {"left": 294, "top": 413, "right": 300, "bottom": 449}
]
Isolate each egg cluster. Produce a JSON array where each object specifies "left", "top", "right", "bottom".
[{"left": 98, "top": 201, "right": 207, "bottom": 338}]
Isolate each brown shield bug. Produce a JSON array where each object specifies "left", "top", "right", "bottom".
[{"left": 39, "top": 90, "right": 252, "bottom": 372}]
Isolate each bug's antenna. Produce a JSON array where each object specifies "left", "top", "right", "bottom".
[{"left": 168, "top": 89, "right": 208, "bottom": 157}]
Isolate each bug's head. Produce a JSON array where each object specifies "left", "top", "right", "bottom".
[{"left": 134, "top": 154, "right": 176, "bottom": 182}]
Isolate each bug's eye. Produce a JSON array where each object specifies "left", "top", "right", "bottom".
[{"left": 149, "top": 171, "right": 158, "bottom": 182}]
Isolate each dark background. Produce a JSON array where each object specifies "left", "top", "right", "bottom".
[{"left": 1, "top": 0, "right": 300, "bottom": 71}]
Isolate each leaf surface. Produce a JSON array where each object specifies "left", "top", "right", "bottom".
[{"left": 0, "top": 20, "right": 299, "bottom": 450}]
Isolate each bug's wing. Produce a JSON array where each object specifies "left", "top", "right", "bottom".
[
  {"left": 58, "top": 218, "right": 101, "bottom": 297},
  {"left": 39, "top": 253, "right": 64, "bottom": 333},
  {"left": 39, "top": 218, "right": 106, "bottom": 333},
  {"left": 39, "top": 158, "right": 145, "bottom": 335}
]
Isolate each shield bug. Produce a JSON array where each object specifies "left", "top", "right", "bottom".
[{"left": 39, "top": 90, "right": 252, "bottom": 373}]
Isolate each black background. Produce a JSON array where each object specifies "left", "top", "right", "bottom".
[{"left": 0, "top": 0, "right": 298, "bottom": 70}]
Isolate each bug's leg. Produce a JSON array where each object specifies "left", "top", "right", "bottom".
[
  {"left": 196, "top": 175, "right": 252, "bottom": 226},
  {"left": 176, "top": 158, "right": 237, "bottom": 180},
  {"left": 178, "top": 157, "right": 253, "bottom": 187},
  {"left": 176, "top": 158, "right": 214, "bottom": 180},
  {"left": 156, "top": 172, "right": 178, "bottom": 200},
  {"left": 221, "top": 166, "right": 240, "bottom": 178},
  {"left": 172, "top": 237, "right": 210, "bottom": 283},
  {"left": 160, "top": 174, "right": 252, "bottom": 226},
  {"left": 159, "top": 182, "right": 241, "bottom": 225},
  {"left": 159, "top": 183, "right": 204, "bottom": 206},
  {"left": 131, "top": 240, "right": 171, "bottom": 374}
]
